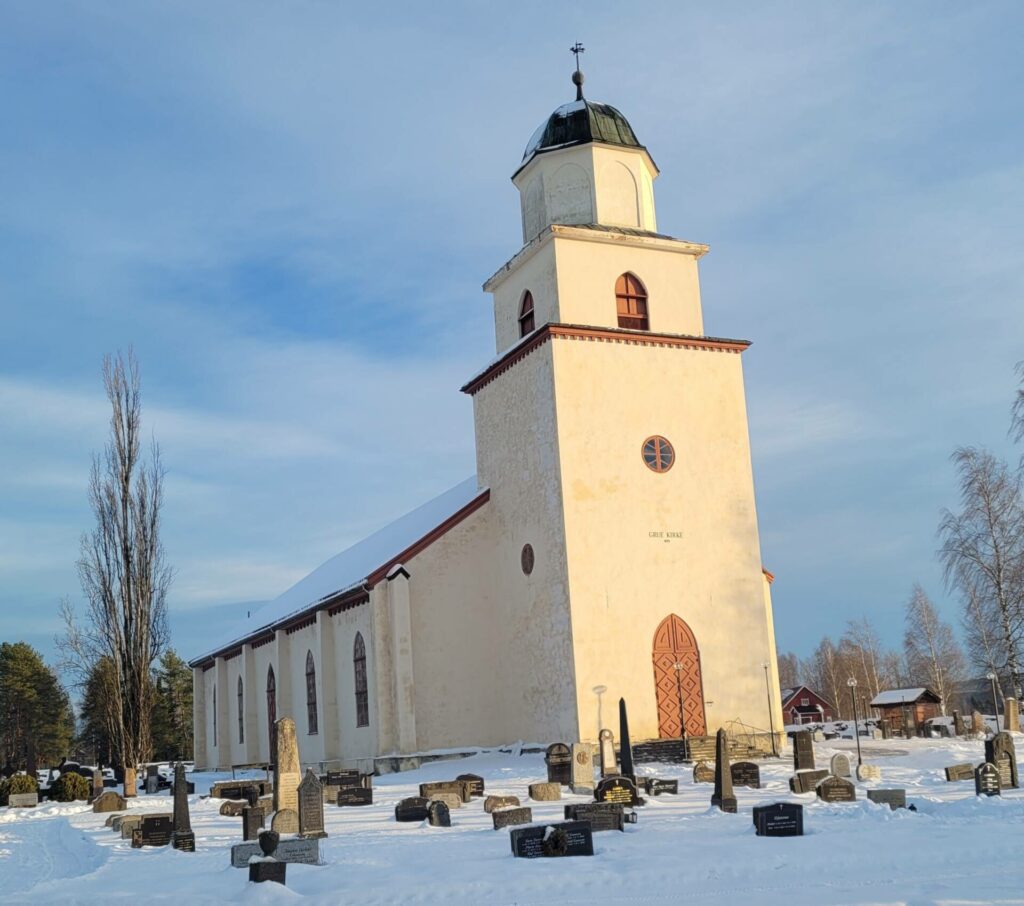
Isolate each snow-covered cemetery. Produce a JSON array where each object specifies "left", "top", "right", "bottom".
[{"left": 3, "top": 5, "right": 1024, "bottom": 905}]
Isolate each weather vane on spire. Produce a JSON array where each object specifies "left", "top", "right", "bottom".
[{"left": 570, "top": 42, "right": 586, "bottom": 100}]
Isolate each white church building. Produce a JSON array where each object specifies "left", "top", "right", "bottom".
[{"left": 190, "top": 70, "right": 785, "bottom": 771}]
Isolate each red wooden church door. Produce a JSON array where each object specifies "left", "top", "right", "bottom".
[{"left": 652, "top": 614, "right": 707, "bottom": 739}]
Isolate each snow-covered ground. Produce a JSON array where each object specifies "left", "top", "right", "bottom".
[{"left": 2, "top": 736, "right": 1022, "bottom": 905}]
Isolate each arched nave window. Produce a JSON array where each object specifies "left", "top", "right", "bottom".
[
  {"left": 518, "top": 291, "right": 536, "bottom": 337},
  {"left": 237, "top": 676, "right": 244, "bottom": 744},
  {"left": 615, "top": 273, "right": 649, "bottom": 331},
  {"left": 266, "top": 665, "right": 276, "bottom": 756},
  {"left": 354, "top": 633, "right": 369, "bottom": 727},
  {"left": 306, "top": 650, "right": 318, "bottom": 735},
  {"left": 212, "top": 685, "right": 217, "bottom": 747}
]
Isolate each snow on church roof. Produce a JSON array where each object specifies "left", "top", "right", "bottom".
[{"left": 190, "top": 476, "right": 487, "bottom": 666}]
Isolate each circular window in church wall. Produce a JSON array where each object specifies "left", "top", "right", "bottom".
[
  {"left": 642, "top": 436, "right": 675, "bottom": 473},
  {"left": 521, "top": 544, "right": 535, "bottom": 575}
]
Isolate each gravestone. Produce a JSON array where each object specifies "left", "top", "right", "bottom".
[
  {"left": 427, "top": 801, "right": 451, "bottom": 828},
  {"left": 752, "top": 802, "right": 803, "bottom": 837},
  {"left": 953, "top": 710, "right": 966, "bottom": 737},
  {"left": 492, "top": 806, "right": 533, "bottom": 830},
  {"left": 145, "top": 764, "right": 160, "bottom": 795},
  {"left": 595, "top": 775, "right": 643, "bottom": 806},
  {"left": 731, "top": 762, "right": 761, "bottom": 789},
  {"left": 693, "top": 761, "right": 714, "bottom": 783},
  {"left": 419, "top": 781, "right": 472, "bottom": 803},
  {"left": 337, "top": 787, "right": 373, "bottom": 807},
  {"left": 231, "top": 835, "right": 320, "bottom": 868},
  {"left": 131, "top": 814, "right": 173, "bottom": 848},
  {"left": 570, "top": 743, "right": 595, "bottom": 794},
  {"left": 1005, "top": 698, "right": 1021, "bottom": 732},
  {"left": 8, "top": 792, "right": 37, "bottom": 808},
  {"left": 985, "top": 732, "right": 1018, "bottom": 789},
  {"left": 880, "top": 721, "right": 891, "bottom": 740},
  {"left": 271, "top": 808, "right": 299, "bottom": 834},
  {"left": 221, "top": 800, "right": 246, "bottom": 817},
  {"left": 789, "top": 769, "right": 829, "bottom": 794},
  {"left": 171, "top": 762, "right": 195, "bottom": 852},
  {"left": 93, "top": 790, "right": 126, "bottom": 813},
  {"left": 867, "top": 789, "right": 907, "bottom": 810},
  {"left": 509, "top": 821, "right": 594, "bottom": 858},
  {"left": 971, "top": 710, "right": 986, "bottom": 736},
  {"left": 545, "top": 744, "right": 572, "bottom": 785},
  {"left": 395, "top": 797, "right": 431, "bottom": 822},
  {"left": 455, "top": 774, "right": 484, "bottom": 797},
  {"left": 272, "top": 717, "right": 301, "bottom": 818},
  {"left": 211, "top": 780, "right": 266, "bottom": 801},
  {"left": 297, "top": 769, "right": 326, "bottom": 839},
  {"left": 529, "top": 782, "right": 561, "bottom": 801},
  {"left": 484, "top": 795, "right": 519, "bottom": 814},
  {"left": 429, "top": 792, "right": 462, "bottom": 810},
  {"left": 249, "top": 830, "right": 286, "bottom": 886},
  {"left": 945, "top": 763, "right": 974, "bottom": 781},
  {"left": 856, "top": 764, "right": 881, "bottom": 782},
  {"left": 792, "top": 731, "right": 815, "bottom": 772},
  {"left": 119, "top": 816, "right": 145, "bottom": 839},
  {"left": 830, "top": 753, "right": 852, "bottom": 779},
  {"left": 89, "top": 769, "right": 104, "bottom": 804},
  {"left": 619, "top": 698, "right": 635, "bottom": 781},
  {"left": 816, "top": 776, "right": 856, "bottom": 802},
  {"left": 564, "top": 801, "right": 636, "bottom": 832},
  {"left": 711, "top": 728, "right": 737, "bottom": 813},
  {"left": 599, "top": 729, "right": 617, "bottom": 777},
  {"left": 647, "top": 779, "right": 678, "bottom": 796},
  {"left": 975, "top": 762, "right": 1000, "bottom": 797},
  {"left": 326, "top": 769, "right": 360, "bottom": 787},
  {"left": 243, "top": 806, "right": 265, "bottom": 841}
]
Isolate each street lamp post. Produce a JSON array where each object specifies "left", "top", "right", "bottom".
[
  {"left": 847, "top": 677, "right": 863, "bottom": 767},
  {"left": 986, "top": 671, "right": 999, "bottom": 732},
  {"left": 761, "top": 661, "right": 778, "bottom": 757}
]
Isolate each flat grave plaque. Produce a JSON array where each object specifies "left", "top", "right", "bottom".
[
  {"left": 976, "top": 762, "right": 1000, "bottom": 797},
  {"left": 647, "top": 779, "right": 678, "bottom": 796},
  {"left": 8, "top": 793, "right": 38, "bottom": 808},
  {"left": 594, "top": 775, "right": 643, "bottom": 806},
  {"left": 866, "top": 789, "right": 907, "bottom": 810},
  {"left": 509, "top": 820, "right": 594, "bottom": 859},
  {"left": 484, "top": 795, "right": 519, "bottom": 814},
  {"left": 230, "top": 837, "right": 320, "bottom": 868},
  {"left": 395, "top": 797, "right": 431, "bottom": 822},
  {"left": 944, "top": 763, "right": 974, "bottom": 782},
  {"left": 337, "top": 787, "right": 373, "bottom": 807},
  {"left": 563, "top": 801, "right": 635, "bottom": 832},
  {"left": 455, "top": 774, "right": 484, "bottom": 797},
  {"left": 731, "top": 762, "right": 761, "bottom": 789},
  {"left": 492, "top": 806, "right": 533, "bottom": 830},
  {"left": 816, "top": 776, "right": 856, "bottom": 802},
  {"left": 545, "top": 743, "right": 572, "bottom": 785},
  {"left": 693, "top": 761, "right": 714, "bottom": 784},
  {"left": 753, "top": 802, "right": 803, "bottom": 837}
]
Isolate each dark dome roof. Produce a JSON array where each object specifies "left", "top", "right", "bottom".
[{"left": 522, "top": 98, "right": 642, "bottom": 162}]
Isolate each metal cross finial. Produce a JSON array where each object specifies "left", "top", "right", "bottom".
[
  {"left": 569, "top": 43, "right": 586, "bottom": 100},
  {"left": 570, "top": 42, "right": 585, "bottom": 69}
]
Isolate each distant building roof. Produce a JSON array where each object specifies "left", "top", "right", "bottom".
[
  {"left": 780, "top": 685, "right": 834, "bottom": 710},
  {"left": 870, "top": 688, "right": 940, "bottom": 706}
]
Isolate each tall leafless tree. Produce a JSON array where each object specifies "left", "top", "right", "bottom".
[
  {"left": 841, "top": 617, "right": 885, "bottom": 700},
  {"left": 938, "top": 447, "right": 1024, "bottom": 698},
  {"left": 903, "top": 584, "right": 966, "bottom": 715},
  {"left": 775, "top": 651, "right": 800, "bottom": 689},
  {"left": 60, "top": 351, "right": 171, "bottom": 796}
]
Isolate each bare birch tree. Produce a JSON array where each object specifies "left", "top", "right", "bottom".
[
  {"left": 59, "top": 351, "right": 171, "bottom": 796},
  {"left": 938, "top": 447, "right": 1024, "bottom": 698},
  {"left": 903, "top": 584, "right": 966, "bottom": 714},
  {"left": 841, "top": 617, "right": 885, "bottom": 700}
]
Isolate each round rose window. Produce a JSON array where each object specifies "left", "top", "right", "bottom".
[{"left": 642, "top": 436, "right": 674, "bottom": 473}]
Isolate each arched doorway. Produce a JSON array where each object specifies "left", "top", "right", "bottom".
[
  {"left": 266, "top": 665, "right": 276, "bottom": 760},
  {"left": 652, "top": 614, "right": 707, "bottom": 739}
]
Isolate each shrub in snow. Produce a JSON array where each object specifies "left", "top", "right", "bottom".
[
  {"left": 50, "top": 771, "right": 90, "bottom": 802},
  {"left": 0, "top": 773, "right": 38, "bottom": 805}
]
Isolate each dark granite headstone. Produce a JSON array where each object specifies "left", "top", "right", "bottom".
[
  {"left": 243, "top": 806, "right": 265, "bottom": 841},
  {"left": 337, "top": 787, "right": 373, "bottom": 807},
  {"left": 693, "top": 761, "right": 714, "bottom": 783},
  {"left": 867, "top": 789, "right": 907, "bottom": 810},
  {"left": 427, "top": 800, "right": 451, "bottom": 828},
  {"left": 792, "top": 731, "right": 815, "bottom": 772},
  {"left": 985, "top": 732, "right": 1018, "bottom": 789},
  {"left": 647, "top": 778, "right": 678, "bottom": 796},
  {"left": 730, "top": 761, "right": 761, "bottom": 789},
  {"left": 564, "top": 801, "right": 636, "bottom": 831},
  {"left": 131, "top": 814, "right": 173, "bottom": 848},
  {"left": 595, "top": 775, "right": 643, "bottom": 806},
  {"left": 711, "top": 728, "right": 737, "bottom": 813},
  {"left": 171, "top": 762, "right": 195, "bottom": 852},
  {"left": 297, "top": 769, "right": 326, "bottom": 839},
  {"left": 816, "top": 776, "right": 856, "bottom": 802},
  {"left": 753, "top": 802, "right": 803, "bottom": 837},
  {"left": 545, "top": 743, "right": 572, "bottom": 785},
  {"left": 944, "top": 763, "right": 975, "bottom": 781},
  {"left": 326, "top": 770, "right": 360, "bottom": 787},
  {"left": 455, "top": 774, "right": 484, "bottom": 797},
  {"left": 975, "top": 762, "right": 1000, "bottom": 797},
  {"left": 789, "top": 769, "right": 829, "bottom": 794},
  {"left": 509, "top": 821, "right": 594, "bottom": 858},
  {"left": 492, "top": 806, "right": 533, "bottom": 830},
  {"left": 248, "top": 830, "right": 286, "bottom": 886},
  {"left": 619, "top": 698, "right": 635, "bottom": 781},
  {"left": 395, "top": 797, "right": 431, "bottom": 822}
]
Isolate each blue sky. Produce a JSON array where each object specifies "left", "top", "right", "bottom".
[{"left": 2, "top": 2, "right": 1022, "bottom": 672}]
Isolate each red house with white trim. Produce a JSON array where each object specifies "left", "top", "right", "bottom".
[{"left": 781, "top": 685, "right": 836, "bottom": 725}]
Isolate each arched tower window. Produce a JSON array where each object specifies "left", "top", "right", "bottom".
[
  {"left": 266, "top": 665, "right": 276, "bottom": 757},
  {"left": 353, "top": 633, "right": 369, "bottom": 727},
  {"left": 518, "top": 291, "right": 536, "bottom": 337},
  {"left": 237, "top": 676, "right": 244, "bottom": 744},
  {"left": 305, "top": 650, "right": 318, "bottom": 735},
  {"left": 212, "top": 685, "right": 217, "bottom": 747},
  {"left": 616, "top": 273, "right": 649, "bottom": 331}
]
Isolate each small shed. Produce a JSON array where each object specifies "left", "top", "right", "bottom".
[
  {"left": 780, "top": 685, "right": 836, "bottom": 725},
  {"left": 869, "top": 688, "right": 941, "bottom": 735}
]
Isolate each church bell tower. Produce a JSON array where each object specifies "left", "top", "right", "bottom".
[{"left": 462, "top": 61, "right": 785, "bottom": 749}]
